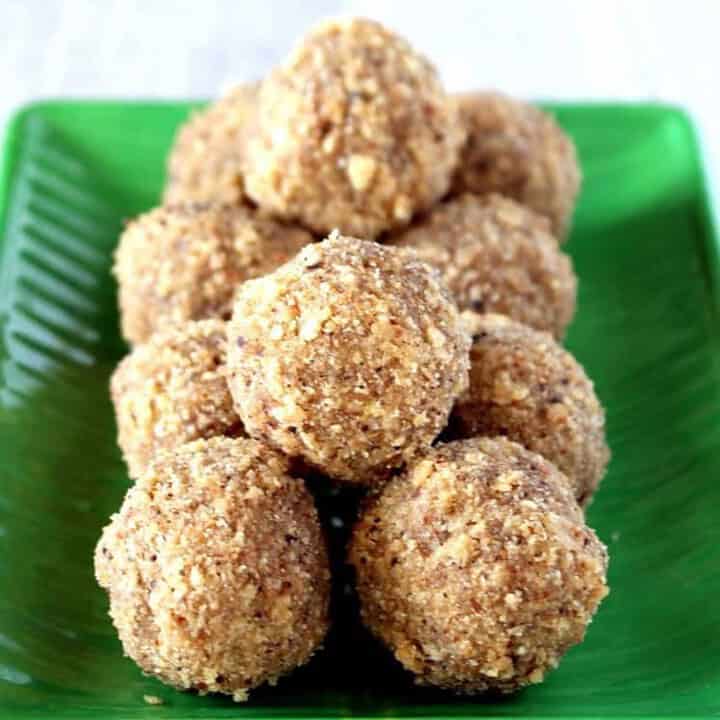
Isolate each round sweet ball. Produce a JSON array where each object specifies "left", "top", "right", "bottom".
[
  {"left": 95, "top": 436, "right": 331, "bottom": 702},
  {"left": 226, "top": 233, "right": 471, "bottom": 485},
  {"left": 451, "top": 313, "right": 609, "bottom": 505},
  {"left": 114, "top": 203, "right": 312, "bottom": 345},
  {"left": 244, "top": 18, "right": 465, "bottom": 239},
  {"left": 452, "top": 92, "right": 581, "bottom": 237},
  {"left": 349, "top": 437, "right": 609, "bottom": 694},
  {"left": 390, "top": 193, "right": 576, "bottom": 339},
  {"left": 164, "top": 83, "right": 259, "bottom": 206},
  {"left": 110, "top": 319, "right": 242, "bottom": 479}
]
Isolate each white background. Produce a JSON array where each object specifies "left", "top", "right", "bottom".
[{"left": 2, "top": 0, "right": 719, "bottom": 209}]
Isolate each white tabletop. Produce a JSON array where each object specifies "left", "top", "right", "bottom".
[{"left": 2, "top": 0, "right": 718, "bottom": 217}]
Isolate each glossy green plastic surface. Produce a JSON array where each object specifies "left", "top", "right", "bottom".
[{"left": 0, "top": 101, "right": 719, "bottom": 719}]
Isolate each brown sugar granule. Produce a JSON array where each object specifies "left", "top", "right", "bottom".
[
  {"left": 95, "top": 437, "right": 331, "bottom": 702},
  {"left": 349, "top": 437, "right": 608, "bottom": 694},
  {"left": 163, "top": 83, "right": 258, "bottom": 206},
  {"left": 452, "top": 92, "right": 581, "bottom": 237},
  {"left": 244, "top": 18, "right": 465, "bottom": 239},
  {"left": 226, "top": 233, "right": 470, "bottom": 485},
  {"left": 450, "top": 313, "right": 610, "bottom": 505},
  {"left": 111, "top": 319, "right": 242, "bottom": 479},
  {"left": 390, "top": 193, "right": 576, "bottom": 339},
  {"left": 114, "top": 203, "right": 312, "bottom": 345}
]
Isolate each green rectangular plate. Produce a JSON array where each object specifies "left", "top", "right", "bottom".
[{"left": 0, "top": 101, "right": 719, "bottom": 719}]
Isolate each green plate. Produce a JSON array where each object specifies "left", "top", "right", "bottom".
[{"left": 0, "top": 101, "right": 719, "bottom": 719}]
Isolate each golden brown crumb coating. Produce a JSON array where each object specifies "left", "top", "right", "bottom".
[
  {"left": 164, "top": 83, "right": 258, "bottom": 206},
  {"left": 452, "top": 92, "right": 581, "bottom": 237},
  {"left": 95, "top": 436, "right": 331, "bottom": 701},
  {"left": 451, "top": 313, "right": 609, "bottom": 505},
  {"left": 349, "top": 437, "right": 608, "bottom": 694},
  {"left": 390, "top": 194, "right": 576, "bottom": 339},
  {"left": 244, "top": 18, "right": 465, "bottom": 239},
  {"left": 114, "top": 203, "right": 312, "bottom": 345},
  {"left": 226, "top": 233, "right": 470, "bottom": 485},
  {"left": 110, "top": 319, "right": 242, "bottom": 479}
]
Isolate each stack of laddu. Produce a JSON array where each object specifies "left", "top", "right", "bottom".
[{"left": 95, "top": 17, "right": 610, "bottom": 703}]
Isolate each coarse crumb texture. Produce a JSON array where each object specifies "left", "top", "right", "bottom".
[
  {"left": 451, "top": 313, "right": 610, "bottom": 505},
  {"left": 114, "top": 203, "right": 312, "bottom": 345},
  {"left": 226, "top": 233, "right": 471, "bottom": 485},
  {"left": 452, "top": 92, "right": 581, "bottom": 237},
  {"left": 244, "top": 18, "right": 465, "bottom": 239},
  {"left": 349, "top": 437, "right": 609, "bottom": 694},
  {"left": 390, "top": 194, "right": 576, "bottom": 338},
  {"left": 164, "top": 83, "right": 259, "bottom": 206},
  {"left": 94, "top": 437, "right": 331, "bottom": 702},
  {"left": 110, "top": 319, "right": 243, "bottom": 479}
]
